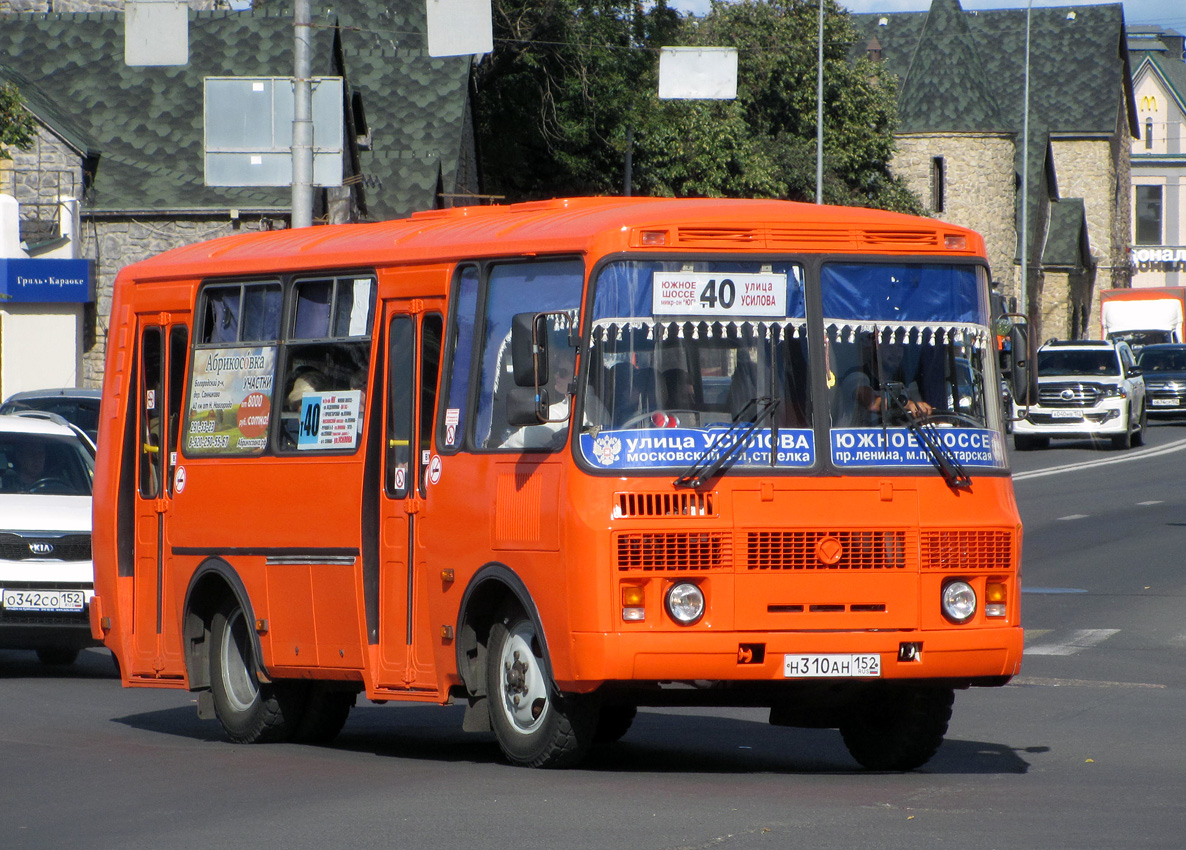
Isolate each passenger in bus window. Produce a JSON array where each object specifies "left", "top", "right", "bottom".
[{"left": 500, "top": 349, "right": 574, "bottom": 449}]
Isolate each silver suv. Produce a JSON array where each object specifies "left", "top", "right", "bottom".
[
  {"left": 0, "top": 412, "right": 99, "bottom": 665},
  {"left": 1013, "top": 339, "right": 1146, "bottom": 450}
]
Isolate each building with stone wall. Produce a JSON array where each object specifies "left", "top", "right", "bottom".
[
  {"left": 851, "top": 0, "right": 1137, "bottom": 342},
  {"left": 0, "top": 0, "right": 477, "bottom": 396}
]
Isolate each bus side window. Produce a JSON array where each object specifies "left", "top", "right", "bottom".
[
  {"left": 280, "top": 275, "right": 375, "bottom": 451},
  {"left": 418, "top": 314, "right": 443, "bottom": 495},
  {"left": 166, "top": 325, "right": 188, "bottom": 495},
  {"left": 474, "top": 260, "right": 584, "bottom": 450},
  {"left": 439, "top": 266, "right": 479, "bottom": 451},
  {"left": 139, "top": 328, "right": 163, "bottom": 497}
]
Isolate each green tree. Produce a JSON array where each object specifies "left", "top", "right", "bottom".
[
  {"left": 0, "top": 81, "right": 37, "bottom": 161},
  {"left": 474, "top": 0, "right": 923, "bottom": 213},
  {"left": 474, "top": 0, "right": 681, "bottom": 200},
  {"left": 642, "top": 0, "right": 922, "bottom": 211}
]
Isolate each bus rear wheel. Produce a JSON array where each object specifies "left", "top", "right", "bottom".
[
  {"left": 839, "top": 685, "right": 954, "bottom": 771},
  {"left": 210, "top": 597, "right": 304, "bottom": 744},
  {"left": 486, "top": 613, "right": 595, "bottom": 768}
]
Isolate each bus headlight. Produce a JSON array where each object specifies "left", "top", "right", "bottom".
[
  {"left": 666, "top": 582, "right": 705, "bottom": 625},
  {"left": 941, "top": 580, "right": 977, "bottom": 623}
]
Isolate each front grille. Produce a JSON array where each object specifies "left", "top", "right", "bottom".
[
  {"left": 615, "top": 532, "right": 731, "bottom": 571},
  {"left": 1145, "top": 379, "right": 1186, "bottom": 393},
  {"left": 0, "top": 533, "right": 91, "bottom": 562},
  {"left": 921, "top": 530, "right": 1012, "bottom": 570},
  {"left": 614, "top": 491, "right": 716, "bottom": 518},
  {"left": 744, "top": 530, "right": 911, "bottom": 571},
  {"left": 1038, "top": 383, "right": 1104, "bottom": 407}
]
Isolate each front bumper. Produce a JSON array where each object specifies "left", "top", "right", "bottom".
[
  {"left": 1013, "top": 401, "right": 1128, "bottom": 437},
  {"left": 569, "top": 625, "right": 1023, "bottom": 689}
]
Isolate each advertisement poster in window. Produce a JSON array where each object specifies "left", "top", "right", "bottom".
[{"left": 186, "top": 346, "right": 277, "bottom": 455}]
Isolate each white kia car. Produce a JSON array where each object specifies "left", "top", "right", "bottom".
[{"left": 0, "top": 412, "right": 99, "bottom": 665}]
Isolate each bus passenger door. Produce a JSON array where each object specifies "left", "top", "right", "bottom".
[
  {"left": 377, "top": 302, "right": 444, "bottom": 690},
  {"left": 129, "top": 318, "right": 190, "bottom": 678}
]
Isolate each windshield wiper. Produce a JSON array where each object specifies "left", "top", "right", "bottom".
[
  {"left": 883, "top": 382, "right": 972, "bottom": 491},
  {"left": 673, "top": 397, "right": 780, "bottom": 489}
]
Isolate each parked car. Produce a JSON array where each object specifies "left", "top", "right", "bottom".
[
  {"left": 1136, "top": 344, "right": 1186, "bottom": 417},
  {"left": 0, "top": 388, "right": 102, "bottom": 445},
  {"left": 0, "top": 412, "right": 99, "bottom": 665},
  {"left": 1012, "top": 339, "right": 1146, "bottom": 450}
]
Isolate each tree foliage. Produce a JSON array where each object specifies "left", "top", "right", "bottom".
[
  {"left": 474, "top": 0, "right": 923, "bottom": 213},
  {"left": 0, "top": 82, "right": 36, "bottom": 161}
]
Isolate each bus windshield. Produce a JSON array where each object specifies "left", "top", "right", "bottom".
[
  {"left": 579, "top": 259, "right": 814, "bottom": 472},
  {"left": 822, "top": 262, "right": 1006, "bottom": 472}
]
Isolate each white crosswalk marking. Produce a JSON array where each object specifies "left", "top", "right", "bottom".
[{"left": 1025, "top": 628, "right": 1120, "bottom": 656}]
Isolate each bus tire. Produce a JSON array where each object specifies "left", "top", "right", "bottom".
[
  {"left": 486, "top": 614, "right": 594, "bottom": 768},
  {"left": 594, "top": 705, "right": 637, "bottom": 744},
  {"left": 292, "top": 686, "right": 355, "bottom": 744},
  {"left": 839, "top": 685, "right": 954, "bottom": 771},
  {"left": 210, "top": 597, "right": 304, "bottom": 744}
]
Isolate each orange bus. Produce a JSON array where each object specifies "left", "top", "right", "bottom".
[{"left": 91, "top": 197, "right": 1023, "bottom": 769}]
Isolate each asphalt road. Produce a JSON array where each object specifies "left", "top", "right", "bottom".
[{"left": 3, "top": 423, "right": 1186, "bottom": 849}]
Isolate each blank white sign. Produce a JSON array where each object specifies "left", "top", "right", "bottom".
[
  {"left": 658, "top": 47, "right": 738, "bottom": 100},
  {"left": 426, "top": 0, "right": 494, "bottom": 58},
  {"left": 125, "top": 0, "right": 188, "bottom": 67}
]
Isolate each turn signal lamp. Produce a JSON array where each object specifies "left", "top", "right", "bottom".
[
  {"left": 985, "top": 580, "right": 1007, "bottom": 618},
  {"left": 622, "top": 585, "right": 646, "bottom": 622},
  {"left": 640, "top": 230, "right": 668, "bottom": 246},
  {"left": 944, "top": 234, "right": 967, "bottom": 250}
]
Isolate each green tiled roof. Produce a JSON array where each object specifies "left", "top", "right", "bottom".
[
  {"left": 851, "top": 1, "right": 1135, "bottom": 264},
  {"left": 851, "top": 2, "right": 1136, "bottom": 137},
  {"left": 0, "top": 2, "right": 471, "bottom": 219},
  {"left": 1043, "top": 197, "right": 1093, "bottom": 270},
  {"left": 896, "top": 0, "right": 1006, "bottom": 133}
]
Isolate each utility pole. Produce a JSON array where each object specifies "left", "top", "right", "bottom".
[
  {"left": 1019, "top": 0, "right": 1033, "bottom": 316},
  {"left": 816, "top": 0, "right": 825, "bottom": 204},
  {"left": 291, "top": 0, "right": 314, "bottom": 228}
]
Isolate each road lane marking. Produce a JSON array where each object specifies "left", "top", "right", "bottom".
[
  {"left": 1138, "top": 500, "right": 1163, "bottom": 506},
  {"left": 1009, "top": 676, "right": 1165, "bottom": 689},
  {"left": 1057, "top": 514, "right": 1088, "bottom": 521},
  {"left": 1013, "top": 437, "right": 1186, "bottom": 481},
  {"left": 1023, "top": 587, "right": 1087, "bottom": 594},
  {"left": 1025, "top": 628, "right": 1119, "bottom": 656}
]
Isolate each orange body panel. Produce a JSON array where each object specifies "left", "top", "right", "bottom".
[{"left": 91, "top": 198, "right": 1019, "bottom": 709}]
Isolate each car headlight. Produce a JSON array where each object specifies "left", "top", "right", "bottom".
[
  {"left": 1099, "top": 385, "right": 1126, "bottom": 398},
  {"left": 665, "top": 582, "right": 705, "bottom": 625},
  {"left": 941, "top": 580, "right": 977, "bottom": 623}
]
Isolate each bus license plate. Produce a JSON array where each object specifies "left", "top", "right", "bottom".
[
  {"left": 784, "top": 653, "right": 881, "bottom": 678},
  {"left": 1, "top": 589, "right": 86, "bottom": 613}
]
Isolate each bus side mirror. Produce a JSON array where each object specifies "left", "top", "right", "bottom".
[
  {"left": 506, "top": 387, "right": 551, "bottom": 425},
  {"left": 511, "top": 312, "right": 550, "bottom": 388},
  {"left": 1007, "top": 319, "right": 1035, "bottom": 406}
]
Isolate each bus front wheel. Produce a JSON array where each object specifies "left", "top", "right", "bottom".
[
  {"left": 486, "top": 613, "right": 595, "bottom": 768},
  {"left": 839, "top": 685, "right": 954, "bottom": 771},
  {"left": 210, "top": 597, "right": 304, "bottom": 744}
]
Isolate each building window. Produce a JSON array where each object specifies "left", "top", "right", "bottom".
[
  {"left": 930, "top": 156, "right": 945, "bottom": 213},
  {"left": 1135, "top": 185, "right": 1162, "bottom": 245},
  {"left": 1145, "top": 117, "right": 1153, "bottom": 150}
]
